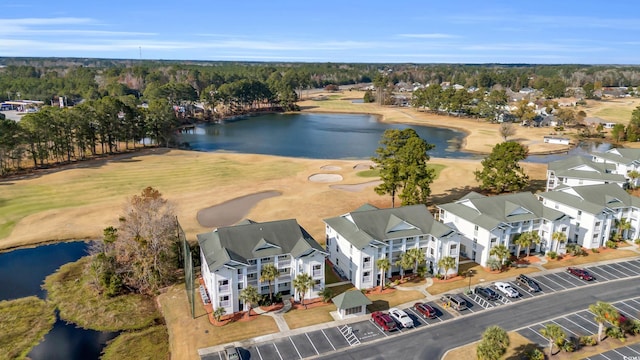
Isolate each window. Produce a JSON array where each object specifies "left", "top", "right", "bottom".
[
  {"left": 261, "top": 257, "right": 272, "bottom": 262},
  {"left": 490, "top": 237, "right": 497, "bottom": 246},
  {"left": 248, "top": 259, "right": 257, "bottom": 265},
  {"left": 474, "top": 225, "right": 479, "bottom": 230},
  {"left": 237, "top": 268, "right": 243, "bottom": 275},
  {"left": 238, "top": 283, "right": 243, "bottom": 290},
  {"left": 279, "top": 268, "right": 290, "bottom": 275},
  {"left": 247, "top": 273, "right": 256, "bottom": 280},
  {"left": 278, "top": 255, "right": 289, "bottom": 260},
  {"left": 261, "top": 285, "right": 269, "bottom": 292},
  {"left": 578, "top": 210, "right": 582, "bottom": 215},
  {"left": 430, "top": 248, "right": 434, "bottom": 256},
  {"left": 219, "top": 279, "right": 228, "bottom": 286},
  {"left": 595, "top": 222, "right": 601, "bottom": 227}
]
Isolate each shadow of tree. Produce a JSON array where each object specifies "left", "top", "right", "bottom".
[
  {"left": 505, "top": 343, "right": 545, "bottom": 360},
  {"left": 367, "top": 300, "right": 390, "bottom": 312}
]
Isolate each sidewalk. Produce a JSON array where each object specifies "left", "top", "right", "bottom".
[{"left": 198, "top": 249, "right": 640, "bottom": 357}]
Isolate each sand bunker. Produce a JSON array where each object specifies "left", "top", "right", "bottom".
[
  {"left": 320, "top": 165, "right": 342, "bottom": 171},
  {"left": 308, "top": 173, "right": 343, "bottom": 183},
  {"left": 197, "top": 190, "right": 281, "bottom": 228},
  {"left": 353, "top": 162, "right": 374, "bottom": 170},
  {"left": 330, "top": 180, "right": 382, "bottom": 192}
]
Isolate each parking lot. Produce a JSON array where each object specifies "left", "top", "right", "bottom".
[
  {"left": 202, "top": 258, "right": 640, "bottom": 360},
  {"left": 517, "top": 296, "right": 640, "bottom": 357}
]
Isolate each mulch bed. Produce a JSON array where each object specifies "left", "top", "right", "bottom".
[
  {"left": 433, "top": 275, "right": 464, "bottom": 283},
  {"left": 259, "top": 303, "right": 284, "bottom": 312},
  {"left": 366, "top": 286, "right": 396, "bottom": 295},
  {"left": 291, "top": 297, "right": 330, "bottom": 310}
]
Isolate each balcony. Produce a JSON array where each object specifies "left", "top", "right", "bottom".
[
  {"left": 363, "top": 261, "right": 372, "bottom": 270},
  {"left": 219, "top": 300, "right": 230, "bottom": 308},
  {"left": 278, "top": 260, "right": 291, "bottom": 268},
  {"left": 237, "top": 274, "right": 243, "bottom": 281},
  {"left": 247, "top": 265, "right": 257, "bottom": 273},
  {"left": 248, "top": 279, "right": 258, "bottom": 287},
  {"left": 312, "top": 270, "right": 322, "bottom": 278},
  {"left": 218, "top": 284, "right": 230, "bottom": 293},
  {"left": 279, "top": 275, "right": 291, "bottom": 282},
  {"left": 362, "top": 276, "right": 371, "bottom": 283}
]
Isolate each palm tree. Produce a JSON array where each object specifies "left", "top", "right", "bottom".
[
  {"left": 438, "top": 256, "right": 456, "bottom": 279},
  {"left": 527, "top": 231, "right": 541, "bottom": 257},
  {"left": 628, "top": 170, "right": 640, "bottom": 188},
  {"left": 540, "top": 323, "right": 566, "bottom": 357},
  {"left": 614, "top": 218, "right": 631, "bottom": 241},
  {"left": 260, "top": 263, "right": 280, "bottom": 302},
  {"left": 376, "top": 257, "right": 391, "bottom": 292},
  {"left": 515, "top": 231, "right": 539, "bottom": 258},
  {"left": 395, "top": 252, "right": 413, "bottom": 281},
  {"left": 552, "top": 231, "right": 567, "bottom": 253},
  {"left": 477, "top": 325, "right": 509, "bottom": 360},
  {"left": 590, "top": 301, "right": 620, "bottom": 343},
  {"left": 293, "top": 273, "right": 315, "bottom": 309},
  {"left": 238, "top": 285, "right": 260, "bottom": 319},
  {"left": 489, "top": 244, "right": 509, "bottom": 266},
  {"left": 213, "top": 307, "right": 226, "bottom": 323},
  {"left": 407, "top": 247, "right": 426, "bottom": 274},
  {"left": 514, "top": 233, "right": 528, "bottom": 258},
  {"left": 318, "top": 287, "right": 333, "bottom": 303}
]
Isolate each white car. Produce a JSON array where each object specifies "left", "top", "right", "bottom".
[
  {"left": 389, "top": 307, "right": 414, "bottom": 328},
  {"left": 494, "top": 281, "right": 520, "bottom": 298}
]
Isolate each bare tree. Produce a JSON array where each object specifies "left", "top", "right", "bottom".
[{"left": 499, "top": 122, "right": 516, "bottom": 141}]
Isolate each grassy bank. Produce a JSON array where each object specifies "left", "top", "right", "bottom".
[
  {"left": 0, "top": 296, "right": 56, "bottom": 359},
  {"left": 101, "top": 325, "right": 169, "bottom": 360},
  {"left": 43, "top": 256, "right": 161, "bottom": 332}
]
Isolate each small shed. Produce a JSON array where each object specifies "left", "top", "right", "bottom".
[
  {"left": 332, "top": 290, "right": 372, "bottom": 319},
  {"left": 543, "top": 136, "right": 570, "bottom": 145}
]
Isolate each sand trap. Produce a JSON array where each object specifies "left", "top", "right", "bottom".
[
  {"left": 330, "top": 180, "right": 382, "bottom": 192},
  {"left": 308, "top": 173, "right": 343, "bottom": 183},
  {"left": 197, "top": 190, "right": 281, "bottom": 228},
  {"left": 353, "top": 162, "right": 375, "bottom": 170},
  {"left": 320, "top": 165, "right": 342, "bottom": 171}
]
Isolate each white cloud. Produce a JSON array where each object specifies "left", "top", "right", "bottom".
[{"left": 397, "top": 33, "right": 459, "bottom": 39}]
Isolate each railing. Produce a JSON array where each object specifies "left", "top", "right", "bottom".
[
  {"left": 312, "top": 270, "right": 322, "bottom": 278},
  {"left": 449, "top": 250, "right": 458, "bottom": 256},
  {"left": 362, "top": 276, "right": 371, "bottom": 283},
  {"left": 219, "top": 300, "right": 230, "bottom": 307},
  {"left": 279, "top": 275, "right": 291, "bottom": 282},
  {"left": 248, "top": 279, "right": 258, "bottom": 287},
  {"left": 247, "top": 265, "right": 257, "bottom": 272},
  {"left": 218, "top": 284, "right": 230, "bottom": 292},
  {"left": 363, "top": 261, "right": 372, "bottom": 270},
  {"left": 237, "top": 274, "right": 243, "bottom": 281},
  {"left": 278, "top": 260, "right": 291, "bottom": 268}
]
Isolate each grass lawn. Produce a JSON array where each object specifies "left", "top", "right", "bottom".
[
  {"left": 283, "top": 303, "right": 337, "bottom": 329},
  {"left": 366, "top": 290, "right": 424, "bottom": 312},
  {"left": 427, "top": 262, "right": 540, "bottom": 295},
  {"left": 43, "top": 256, "right": 161, "bottom": 332},
  {"left": 324, "top": 264, "right": 342, "bottom": 285},
  {"left": 101, "top": 325, "right": 169, "bottom": 360},
  {"left": 0, "top": 296, "right": 56, "bottom": 360},
  {"left": 158, "top": 285, "right": 279, "bottom": 360},
  {"left": 356, "top": 169, "right": 379, "bottom": 177},
  {"left": 542, "top": 248, "right": 639, "bottom": 270}
]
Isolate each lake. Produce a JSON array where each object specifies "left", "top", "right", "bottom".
[{"left": 176, "top": 112, "right": 479, "bottom": 159}]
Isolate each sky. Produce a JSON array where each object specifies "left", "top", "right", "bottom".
[{"left": 1, "top": 0, "right": 639, "bottom": 64}]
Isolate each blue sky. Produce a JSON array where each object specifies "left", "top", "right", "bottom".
[{"left": 1, "top": 0, "right": 639, "bottom": 64}]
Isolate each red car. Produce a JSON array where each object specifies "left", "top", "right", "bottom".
[
  {"left": 413, "top": 302, "right": 437, "bottom": 319},
  {"left": 567, "top": 267, "right": 594, "bottom": 281},
  {"left": 371, "top": 311, "right": 397, "bottom": 331}
]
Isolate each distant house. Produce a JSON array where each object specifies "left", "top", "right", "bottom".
[
  {"left": 324, "top": 204, "right": 460, "bottom": 289},
  {"left": 198, "top": 219, "right": 327, "bottom": 315},
  {"left": 543, "top": 136, "right": 570, "bottom": 145}
]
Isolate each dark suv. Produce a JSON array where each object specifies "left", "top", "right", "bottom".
[
  {"left": 515, "top": 274, "right": 541, "bottom": 292},
  {"left": 474, "top": 286, "right": 499, "bottom": 301}
]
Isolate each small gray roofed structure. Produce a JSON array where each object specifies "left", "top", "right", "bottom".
[{"left": 332, "top": 290, "right": 372, "bottom": 310}]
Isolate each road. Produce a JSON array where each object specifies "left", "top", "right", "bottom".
[{"left": 315, "top": 277, "right": 640, "bottom": 360}]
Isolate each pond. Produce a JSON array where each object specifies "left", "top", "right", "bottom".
[
  {"left": 176, "top": 112, "right": 479, "bottom": 159},
  {"left": 0, "top": 242, "right": 118, "bottom": 360}
]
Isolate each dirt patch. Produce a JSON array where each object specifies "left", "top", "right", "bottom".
[
  {"left": 329, "top": 180, "right": 382, "bottom": 192},
  {"left": 308, "top": 173, "right": 343, "bottom": 183},
  {"left": 196, "top": 190, "right": 282, "bottom": 228},
  {"left": 291, "top": 297, "right": 331, "bottom": 310},
  {"left": 353, "top": 162, "right": 374, "bottom": 170}
]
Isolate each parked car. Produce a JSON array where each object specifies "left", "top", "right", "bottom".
[
  {"left": 371, "top": 311, "right": 397, "bottom": 331},
  {"left": 389, "top": 307, "right": 414, "bottom": 328},
  {"left": 494, "top": 281, "right": 520, "bottom": 298},
  {"left": 567, "top": 267, "right": 594, "bottom": 281},
  {"left": 474, "top": 286, "right": 499, "bottom": 301},
  {"left": 413, "top": 302, "right": 437, "bottom": 319},
  {"left": 224, "top": 345, "right": 241, "bottom": 360},
  {"left": 441, "top": 294, "right": 468, "bottom": 310},
  {"left": 515, "top": 274, "right": 541, "bottom": 292}
]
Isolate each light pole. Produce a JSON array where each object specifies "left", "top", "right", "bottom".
[{"left": 466, "top": 269, "right": 475, "bottom": 293}]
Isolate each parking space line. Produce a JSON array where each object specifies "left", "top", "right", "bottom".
[
  {"left": 405, "top": 308, "right": 425, "bottom": 325},
  {"left": 623, "top": 260, "right": 640, "bottom": 272},
  {"left": 273, "top": 343, "right": 284, "bottom": 360},
  {"left": 573, "top": 312, "right": 599, "bottom": 331},
  {"left": 305, "top": 333, "right": 319, "bottom": 356},
  {"left": 605, "top": 263, "right": 637, "bottom": 277},
  {"left": 614, "top": 302, "right": 640, "bottom": 320},
  {"left": 528, "top": 326, "right": 549, "bottom": 342},
  {"left": 588, "top": 266, "right": 615, "bottom": 280},
  {"left": 629, "top": 298, "right": 640, "bottom": 308},
  {"left": 217, "top": 351, "right": 223, "bottom": 360},
  {"left": 599, "top": 264, "right": 627, "bottom": 277},
  {"left": 255, "top": 345, "right": 264, "bottom": 360},
  {"left": 320, "top": 329, "right": 336, "bottom": 351},
  {"left": 563, "top": 316, "right": 595, "bottom": 334},
  {"left": 369, "top": 319, "right": 390, "bottom": 337},
  {"left": 540, "top": 274, "right": 568, "bottom": 290},
  {"left": 627, "top": 345, "right": 640, "bottom": 355},
  {"left": 289, "top": 337, "right": 302, "bottom": 359},
  {"left": 612, "top": 349, "right": 628, "bottom": 358}
]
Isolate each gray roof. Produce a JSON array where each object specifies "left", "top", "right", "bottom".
[
  {"left": 323, "top": 204, "right": 455, "bottom": 249},
  {"left": 438, "top": 192, "right": 567, "bottom": 230},
  {"left": 593, "top": 148, "right": 640, "bottom": 166},
  {"left": 332, "top": 290, "right": 372, "bottom": 310},
  {"left": 539, "top": 183, "right": 640, "bottom": 214},
  {"left": 197, "top": 219, "right": 327, "bottom": 272},
  {"left": 548, "top": 155, "right": 615, "bottom": 173}
]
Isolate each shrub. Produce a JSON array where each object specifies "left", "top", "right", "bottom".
[
  {"left": 566, "top": 243, "right": 586, "bottom": 256},
  {"left": 606, "top": 240, "right": 618, "bottom": 249},
  {"left": 486, "top": 257, "right": 502, "bottom": 271},
  {"left": 591, "top": 248, "right": 600, "bottom": 253},
  {"left": 634, "top": 238, "right": 640, "bottom": 245},
  {"left": 561, "top": 339, "right": 576, "bottom": 352},
  {"left": 526, "top": 348, "right": 544, "bottom": 360},
  {"left": 606, "top": 326, "right": 626, "bottom": 342},
  {"left": 579, "top": 335, "right": 596, "bottom": 346},
  {"left": 547, "top": 251, "right": 557, "bottom": 259}
]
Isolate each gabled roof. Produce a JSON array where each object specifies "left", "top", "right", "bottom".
[
  {"left": 593, "top": 148, "right": 640, "bottom": 166},
  {"left": 323, "top": 204, "right": 454, "bottom": 249},
  {"left": 332, "top": 290, "right": 372, "bottom": 310},
  {"left": 438, "top": 192, "right": 566, "bottom": 230},
  {"left": 197, "top": 219, "right": 327, "bottom": 272},
  {"left": 539, "top": 183, "right": 640, "bottom": 214},
  {"left": 548, "top": 155, "right": 614, "bottom": 173}
]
